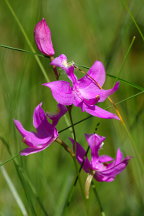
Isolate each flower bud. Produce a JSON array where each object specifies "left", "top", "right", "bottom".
[{"left": 34, "top": 18, "right": 55, "bottom": 56}]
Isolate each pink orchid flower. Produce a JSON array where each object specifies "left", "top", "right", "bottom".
[
  {"left": 14, "top": 103, "right": 67, "bottom": 156},
  {"left": 34, "top": 18, "right": 55, "bottom": 56},
  {"left": 70, "top": 133, "right": 131, "bottom": 182},
  {"left": 43, "top": 54, "right": 119, "bottom": 119}
]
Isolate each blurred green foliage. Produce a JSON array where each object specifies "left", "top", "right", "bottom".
[{"left": 0, "top": 0, "right": 144, "bottom": 215}]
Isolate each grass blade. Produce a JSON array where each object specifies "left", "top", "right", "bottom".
[
  {"left": 0, "top": 44, "right": 44, "bottom": 57},
  {"left": 1, "top": 166, "right": 28, "bottom": 216}
]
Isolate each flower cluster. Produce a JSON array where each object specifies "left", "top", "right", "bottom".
[{"left": 14, "top": 18, "right": 131, "bottom": 186}]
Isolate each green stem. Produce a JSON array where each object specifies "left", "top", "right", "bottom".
[
  {"left": 67, "top": 107, "right": 87, "bottom": 208},
  {"left": 115, "top": 36, "right": 136, "bottom": 83},
  {"left": 55, "top": 137, "right": 75, "bottom": 157},
  {"left": 92, "top": 181, "right": 106, "bottom": 216},
  {"left": 0, "top": 44, "right": 44, "bottom": 57},
  {"left": 68, "top": 106, "right": 77, "bottom": 152},
  {"left": 121, "top": 0, "right": 144, "bottom": 42},
  {"left": 0, "top": 153, "right": 20, "bottom": 167}
]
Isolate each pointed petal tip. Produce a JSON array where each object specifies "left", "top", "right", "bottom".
[{"left": 42, "top": 83, "right": 49, "bottom": 87}]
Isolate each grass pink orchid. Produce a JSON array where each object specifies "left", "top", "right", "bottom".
[
  {"left": 34, "top": 18, "right": 55, "bottom": 56},
  {"left": 14, "top": 103, "right": 67, "bottom": 156},
  {"left": 43, "top": 54, "right": 120, "bottom": 119},
  {"left": 70, "top": 133, "right": 131, "bottom": 182}
]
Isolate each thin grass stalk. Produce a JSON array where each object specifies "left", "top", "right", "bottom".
[
  {"left": 91, "top": 181, "right": 106, "bottom": 216},
  {"left": 0, "top": 44, "right": 44, "bottom": 57},
  {"left": 114, "top": 35, "right": 136, "bottom": 83},
  {"left": 121, "top": 0, "right": 144, "bottom": 42}
]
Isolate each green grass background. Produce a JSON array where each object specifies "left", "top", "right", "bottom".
[{"left": 0, "top": 0, "right": 144, "bottom": 215}]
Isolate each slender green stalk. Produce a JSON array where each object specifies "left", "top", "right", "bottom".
[
  {"left": 121, "top": 0, "right": 144, "bottom": 41},
  {"left": 92, "top": 181, "right": 106, "bottom": 216},
  {"left": 67, "top": 108, "right": 89, "bottom": 212},
  {"left": 115, "top": 36, "right": 136, "bottom": 83},
  {"left": 0, "top": 153, "right": 20, "bottom": 167},
  {"left": 4, "top": 0, "right": 50, "bottom": 82},
  {"left": 55, "top": 137, "right": 75, "bottom": 157},
  {"left": 0, "top": 44, "right": 44, "bottom": 57},
  {"left": 68, "top": 107, "right": 77, "bottom": 152}
]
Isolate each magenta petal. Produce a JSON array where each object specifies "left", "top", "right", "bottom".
[
  {"left": 34, "top": 18, "right": 55, "bottom": 56},
  {"left": 32, "top": 103, "right": 54, "bottom": 137},
  {"left": 20, "top": 144, "right": 49, "bottom": 156},
  {"left": 14, "top": 120, "right": 32, "bottom": 140},
  {"left": 83, "top": 104, "right": 120, "bottom": 120},
  {"left": 69, "top": 138, "right": 91, "bottom": 172},
  {"left": 77, "top": 83, "right": 99, "bottom": 100},
  {"left": 46, "top": 104, "right": 67, "bottom": 126},
  {"left": 43, "top": 81, "right": 74, "bottom": 105},
  {"left": 14, "top": 103, "right": 61, "bottom": 156},
  {"left": 100, "top": 157, "right": 131, "bottom": 177},
  {"left": 51, "top": 55, "right": 77, "bottom": 83},
  {"left": 14, "top": 120, "right": 56, "bottom": 147},
  {"left": 50, "top": 54, "right": 68, "bottom": 70},
  {"left": 77, "top": 81, "right": 119, "bottom": 102},
  {"left": 85, "top": 134, "right": 105, "bottom": 159},
  {"left": 94, "top": 173, "right": 115, "bottom": 182},
  {"left": 115, "top": 149, "right": 123, "bottom": 164},
  {"left": 33, "top": 103, "right": 51, "bottom": 129},
  {"left": 78, "top": 61, "right": 106, "bottom": 88},
  {"left": 97, "top": 82, "right": 120, "bottom": 102},
  {"left": 85, "top": 134, "right": 105, "bottom": 168},
  {"left": 66, "top": 66, "right": 77, "bottom": 84},
  {"left": 99, "top": 155, "right": 113, "bottom": 163},
  {"left": 94, "top": 155, "right": 131, "bottom": 182}
]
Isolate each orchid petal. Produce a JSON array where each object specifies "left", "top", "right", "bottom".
[
  {"left": 33, "top": 103, "right": 51, "bottom": 130},
  {"left": 14, "top": 120, "right": 32, "bottom": 139},
  {"left": 51, "top": 54, "right": 77, "bottom": 83},
  {"left": 77, "top": 81, "right": 119, "bottom": 103},
  {"left": 94, "top": 155, "right": 131, "bottom": 182},
  {"left": 100, "top": 157, "right": 131, "bottom": 176},
  {"left": 50, "top": 54, "right": 68, "bottom": 70},
  {"left": 43, "top": 81, "right": 74, "bottom": 105},
  {"left": 82, "top": 104, "right": 120, "bottom": 120},
  {"left": 98, "top": 155, "right": 113, "bottom": 163},
  {"left": 97, "top": 82, "right": 120, "bottom": 102},
  {"left": 78, "top": 61, "right": 106, "bottom": 89},
  {"left": 85, "top": 134, "right": 105, "bottom": 159},
  {"left": 66, "top": 66, "right": 77, "bottom": 84},
  {"left": 85, "top": 134, "right": 105, "bottom": 168},
  {"left": 14, "top": 103, "right": 63, "bottom": 156},
  {"left": 34, "top": 18, "right": 55, "bottom": 56},
  {"left": 14, "top": 120, "right": 57, "bottom": 147},
  {"left": 20, "top": 144, "right": 49, "bottom": 156},
  {"left": 115, "top": 148, "right": 124, "bottom": 164}
]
